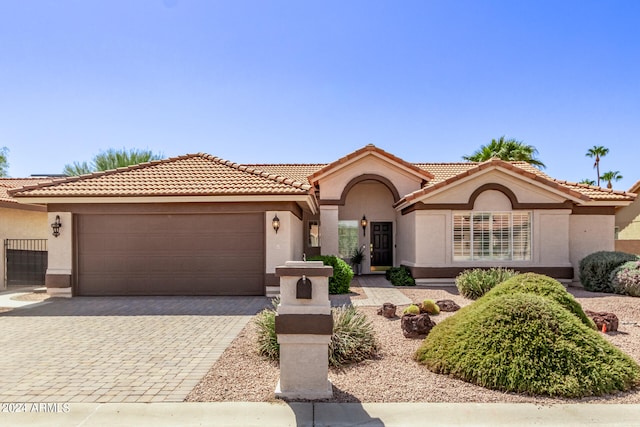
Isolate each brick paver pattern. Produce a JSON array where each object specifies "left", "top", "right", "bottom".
[{"left": 0, "top": 296, "right": 269, "bottom": 403}]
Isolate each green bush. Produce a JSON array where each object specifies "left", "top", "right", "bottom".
[
  {"left": 415, "top": 292, "right": 640, "bottom": 397},
  {"left": 386, "top": 266, "right": 416, "bottom": 286},
  {"left": 329, "top": 305, "right": 379, "bottom": 367},
  {"left": 484, "top": 273, "right": 595, "bottom": 329},
  {"left": 579, "top": 251, "right": 639, "bottom": 293},
  {"left": 403, "top": 304, "right": 420, "bottom": 315},
  {"left": 610, "top": 260, "right": 640, "bottom": 297},
  {"left": 308, "top": 255, "right": 353, "bottom": 294},
  {"left": 455, "top": 267, "right": 518, "bottom": 300},
  {"left": 254, "top": 302, "right": 378, "bottom": 368},
  {"left": 254, "top": 298, "right": 279, "bottom": 360},
  {"left": 421, "top": 299, "right": 440, "bottom": 315}
]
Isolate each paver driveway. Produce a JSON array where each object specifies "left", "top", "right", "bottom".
[{"left": 0, "top": 296, "right": 269, "bottom": 403}]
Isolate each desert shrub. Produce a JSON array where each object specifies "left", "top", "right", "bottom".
[
  {"left": 254, "top": 302, "right": 378, "bottom": 368},
  {"left": 484, "top": 273, "right": 595, "bottom": 329},
  {"left": 329, "top": 305, "right": 379, "bottom": 367},
  {"left": 254, "top": 298, "right": 279, "bottom": 360},
  {"left": 421, "top": 299, "right": 440, "bottom": 315},
  {"left": 308, "top": 255, "right": 353, "bottom": 294},
  {"left": 403, "top": 304, "right": 420, "bottom": 315},
  {"left": 386, "top": 266, "right": 416, "bottom": 286},
  {"left": 455, "top": 267, "right": 518, "bottom": 300},
  {"left": 415, "top": 293, "right": 640, "bottom": 397},
  {"left": 610, "top": 260, "right": 640, "bottom": 297},
  {"left": 579, "top": 251, "right": 639, "bottom": 293}
]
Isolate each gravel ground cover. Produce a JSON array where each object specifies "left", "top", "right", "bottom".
[{"left": 186, "top": 286, "right": 640, "bottom": 404}]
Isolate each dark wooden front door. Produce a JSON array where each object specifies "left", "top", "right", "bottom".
[{"left": 371, "top": 222, "right": 393, "bottom": 267}]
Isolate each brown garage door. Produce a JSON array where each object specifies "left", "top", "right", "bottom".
[{"left": 76, "top": 213, "right": 264, "bottom": 296}]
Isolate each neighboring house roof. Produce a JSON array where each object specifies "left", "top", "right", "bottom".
[
  {"left": 0, "top": 178, "right": 52, "bottom": 203},
  {"left": 10, "top": 154, "right": 312, "bottom": 198}
]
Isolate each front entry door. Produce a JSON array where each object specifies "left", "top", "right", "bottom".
[{"left": 371, "top": 222, "right": 393, "bottom": 267}]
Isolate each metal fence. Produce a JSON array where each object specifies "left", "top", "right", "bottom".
[{"left": 4, "top": 239, "right": 48, "bottom": 287}]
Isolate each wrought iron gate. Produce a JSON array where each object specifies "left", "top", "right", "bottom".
[{"left": 4, "top": 239, "right": 48, "bottom": 287}]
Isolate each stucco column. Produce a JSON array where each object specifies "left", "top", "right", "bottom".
[
  {"left": 265, "top": 211, "right": 303, "bottom": 291},
  {"left": 319, "top": 205, "right": 339, "bottom": 256},
  {"left": 46, "top": 212, "right": 73, "bottom": 297}
]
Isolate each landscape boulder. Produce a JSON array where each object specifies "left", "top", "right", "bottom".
[
  {"left": 585, "top": 310, "right": 619, "bottom": 332},
  {"left": 401, "top": 313, "right": 436, "bottom": 338},
  {"left": 435, "top": 299, "right": 460, "bottom": 312},
  {"left": 377, "top": 302, "right": 397, "bottom": 318}
]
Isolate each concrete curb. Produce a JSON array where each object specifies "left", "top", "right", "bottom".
[{"left": 2, "top": 402, "right": 640, "bottom": 427}]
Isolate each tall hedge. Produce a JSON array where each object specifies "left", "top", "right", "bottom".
[
  {"left": 308, "top": 255, "right": 353, "bottom": 294},
  {"left": 579, "top": 251, "right": 639, "bottom": 293}
]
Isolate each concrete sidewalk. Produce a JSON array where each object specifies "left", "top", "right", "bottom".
[{"left": 2, "top": 402, "right": 640, "bottom": 426}]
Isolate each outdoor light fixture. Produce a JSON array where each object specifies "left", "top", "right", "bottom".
[
  {"left": 361, "top": 215, "right": 368, "bottom": 236},
  {"left": 272, "top": 214, "right": 280, "bottom": 234},
  {"left": 51, "top": 215, "right": 62, "bottom": 237}
]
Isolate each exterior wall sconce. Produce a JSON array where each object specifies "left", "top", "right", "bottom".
[
  {"left": 51, "top": 215, "right": 62, "bottom": 237},
  {"left": 272, "top": 214, "right": 280, "bottom": 234},
  {"left": 361, "top": 215, "right": 368, "bottom": 236}
]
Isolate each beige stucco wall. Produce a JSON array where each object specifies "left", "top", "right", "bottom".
[
  {"left": 569, "top": 215, "right": 615, "bottom": 281},
  {"left": 46, "top": 212, "right": 73, "bottom": 278},
  {"left": 396, "top": 211, "right": 416, "bottom": 266},
  {"left": 265, "top": 211, "right": 303, "bottom": 274},
  {"left": 616, "top": 199, "right": 640, "bottom": 239},
  {"left": 317, "top": 155, "right": 423, "bottom": 201},
  {"left": 0, "top": 207, "right": 48, "bottom": 288},
  {"left": 421, "top": 170, "right": 568, "bottom": 205},
  {"left": 319, "top": 205, "right": 339, "bottom": 256},
  {"left": 536, "top": 210, "right": 572, "bottom": 266}
]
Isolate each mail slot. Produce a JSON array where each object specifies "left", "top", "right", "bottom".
[{"left": 296, "top": 276, "right": 312, "bottom": 299}]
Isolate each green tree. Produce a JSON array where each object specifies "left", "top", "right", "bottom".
[
  {"left": 462, "top": 136, "right": 546, "bottom": 169},
  {"left": 585, "top": 146, "right": 609, "bottom": 187},
  {"left": 600, "top": 171, "right": 623, "bottom": 189},
  {"left": 64, "top": 148, "right": 164, "bottom": 176},
  {"left": 578, "top": 178, "right": 596, "bottom": 186},
  {"left": 0, "top": 146, "right": 8, "bottom": 177}
]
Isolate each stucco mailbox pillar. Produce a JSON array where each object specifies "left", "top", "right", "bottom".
[{"left": 274, "top": 260, "right": 333, "bottom": 400}]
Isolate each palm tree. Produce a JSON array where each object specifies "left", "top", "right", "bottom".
[
  {"left": 585, "top": 146, "right": 609, "bottom": 187},
  {"left": 599, "top": 171, "right": 623, "bottom": 189},
  {"left": 462, "top": 136, "right": 546, "bottom": 169},
  {"left": 578, "top": 178, "right": 596, "bottom": 186},
  {"left": 0, "top": 146, "right": 8, "bottom": 177},
  {"left": 64, "top": 148, "right": 164, "bottom": 176}
]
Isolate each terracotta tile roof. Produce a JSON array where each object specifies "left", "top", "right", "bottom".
[
  {"left": 10, "top": 154, "right": 312, "bottom": 198},
  {"left": 308, "top": 144, "right": 434, "bottom": 182},
  {"left": 243, "top": 164, "right": 325, "bottom": 185},
  {"left": 399, "top": 159, "right": 636, "bottom": 205},
  {"left": 0, "top": 178, "right": 53, "bottom": 203},
  {"left": 629, "top": 180, "right": 640, "bottom": 195}
]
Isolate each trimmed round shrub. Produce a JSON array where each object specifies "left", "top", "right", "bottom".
[
  {"left": 579, "top": 251, "right": 639, "bottom": 293},
  {"left": 254, "top": 302, "right": 378, "bottom": 368},
  {"left": 403, "top": 304, "right": 420, "bottom": 315},
  {"left": 484, "top": 273, "right": 595, "bottom": 329},
  {"left": 386, "top": 266, "right": 416, "bottom": 286},
  {"left": 415, "top": 293, "right": 640, "bottom": 397},
  {"left": 455, "top": 267, "right": 518, "bottom": 300},
  {"left": 421, "top": 299, "right": 440, "bottom": 315},
  {"left": 610, "top": 260, "right": 640, "bottom": 297},
  {"left": 308, "top": 255, "right": 353, "bottom": 294}
]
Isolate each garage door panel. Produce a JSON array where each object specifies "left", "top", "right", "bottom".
[{"left": 77, "top": 213, "right": 265, "bottom": 296}]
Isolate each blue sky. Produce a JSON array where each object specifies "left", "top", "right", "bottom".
[{"left": 1, "top": 0, "right": 639, "bottom": 190}]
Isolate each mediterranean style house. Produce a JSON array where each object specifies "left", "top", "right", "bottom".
[{"left": 8, "top": 145, "right": 637, "bottom": 297}]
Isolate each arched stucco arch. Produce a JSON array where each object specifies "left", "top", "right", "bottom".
[{"left": 338, "top": 174, "right": 401, "bottom": 205}]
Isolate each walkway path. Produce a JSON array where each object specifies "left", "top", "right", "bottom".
[{"left": 350, "top": 275, "right": 412, "bottom": 307}]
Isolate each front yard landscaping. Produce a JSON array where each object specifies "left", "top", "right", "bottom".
[{"left": 186, "top": 282, "right": 640, "bottom": 404}]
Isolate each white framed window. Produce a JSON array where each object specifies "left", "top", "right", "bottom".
[
  {"left": 338, "top": 220, "right": 359, "bottom": 259},
  {"left": 453, "top": 211, "right": 531, "bottom": 261}
]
